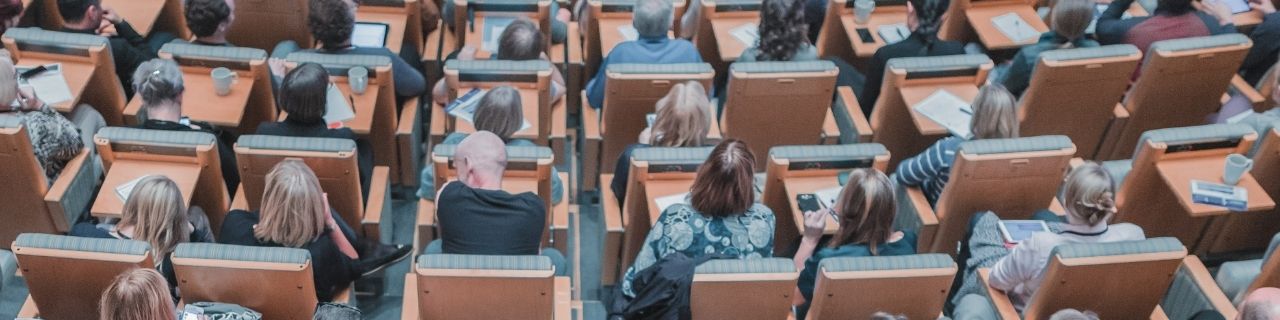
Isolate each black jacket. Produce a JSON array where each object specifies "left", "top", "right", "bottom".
[
  {"left": 63, "top": 21, "right": 157, "bottom": 98},
  {"left": 1242, "top": 12, "right": 1280, "bottom": 85},
  {"left": 255, "top": 118, "right": 373, "bottom": 200},
  {"left": 609, "top": 253, "right": 728, "bottom": 320},
  {"left": 137, "top": 119, "right": 239, "bottom": 195}
]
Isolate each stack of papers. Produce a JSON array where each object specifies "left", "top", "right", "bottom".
[
  {"left": 16, "top": 64, "right": 73, "bottom": 105},
  {"left": 618, "top": 25, "right": 640, "bottom": 41},
  {"left": 445, "top": 88, "right": 532, "bottom": 131},
  {"left": 877, "top": 23, "right": 910, "bottom": 44},
  {"left": 1191, "top": 180, "right": 1248, "bottom": 212},
  {"left": 913, "top": 90, "right": 974, "bottom": 139},
  {"left": 482, "top": 17, "right": 516, "bottom": 52},
  {"left": 325, "top": 85, "right": 356, "bottom": 125},
  {"left": 991, "top": 13, "right": 1039, "bottom": 42},
  {"left": 813, "top": 186, "right": 843, "bottom": 209},
  {"left": 114, "top": 175, "right": 150, "bottom": 202},
  {"left": 730, "top": 23, "right": 759, "bottom": 46},
  {"left": 654, "top": 192, "right": 690, "bottom": 212}
]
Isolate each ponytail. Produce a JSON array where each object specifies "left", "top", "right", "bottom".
[{"left": 909, "top": 0, "right": 947, "bottom": 53}]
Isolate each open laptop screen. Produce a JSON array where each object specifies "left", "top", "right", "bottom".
[{"left": 353, "top": 22, "right": 390, "bottom": 48}]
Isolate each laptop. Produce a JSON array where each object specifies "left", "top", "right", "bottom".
[{"left": 352, "top": 22, "right": 391, "bottom": 48}]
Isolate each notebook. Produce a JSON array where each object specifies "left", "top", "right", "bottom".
[
  {"left": 445, "top": 88, "right": 532, "bottom": 131},
  {"left": 114, "top": 175, "right": 150, "bottom": 202},
  {"left": 1191, "top": 180, "right": 1248, "bottom": 212},
  {"left": 352, "top": 22, "right": 390, "bottom": 48},
  {"left": 913, "top": 90, "right": 974, "bottom": 139},
  {"left": 482, "top": 17, "right": 516, "bottom": 52},
  {"left": 16, "top": 64, "right": 73, "bottom": 105},
  {"left": 877, "top": 23, "right": 910, "bottom": 44},
  {"left": 325, "top": 84, "right": 357, "bottom": 126},
  {"left": 730, "top": 23, "right": 759, "bottom": 46},
  {"left": 991, "top": 12, "right": 1039, "bottom": 42},
  {"left": 618, "top": 24, "right": 640, "bottom": 41},
  {"left": 654, "top": 192, "right": 691, "bottom": 212}
]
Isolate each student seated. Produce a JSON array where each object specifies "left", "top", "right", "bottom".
[
  {"left": 131, "top": 59, "right": 240, "bottom": 195},
  {"left": 71, "top": 176, "right": 214, "bottom": 300},
  {"left": 0, "top": 54, "right": 103, "bottom": 183},
  {"left": 739, "top": 0, "right": 818, "bottom": 62},
  {"left": 417, "top": 86, "right": 564, "bottom": 204},
  {"left": 954, "top": 162, "right": 1145, "bottom": 311},
  {"left": 219, "top": 160, "right": 410, "bottom": 302},
  {"left": 99, "top": 268, "right": 178, "bottom": 320},
  {"left": 791, "top": 168, "right": 918, "bottom": 320},
  {"left": 271, "top": 0, "right": 427, "bottom": 101},
  {"left": 57, "top": 0, "right": 163, "bottom": 97},
  {"left": 998, "top": 0, "right": 1097, "bottom": 97},
  {"left": 257, "top": 62, "right": 374, "bottom": 200},
  {"left": 610, "top": 81, "right": 714, "bottom": 205},
  {"left": 583, "top": 0, "right": 702, "bottom": 109},
  {"left": 431, "top": 19, "right": 567, "bottom": 106},
  {"left": 895, "top": 84, "right": 1019, "bottom": 206},
  {"left": 184, "top": 0, "right": 236, "bottom": 47},
  {"left": 858, "top": 0, "right": 964, "bottom": 114},
  {"left": 1241, "top": 0, "right": 1280, "bottom": 86},
  {"left": 619, "top": 139, "right": 776, "bottom": 297},
  {"left": 1096, "top": 0, "right": 1235, "bottom": 65}
]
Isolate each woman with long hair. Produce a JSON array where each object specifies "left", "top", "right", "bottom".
[
  {"left": 740, "top": 0, "right": 818, "bottom": 62},
  {"left": 610, "top": 81, "right": 714, "bottom": 204},
  {"left": 999, "top": 0, "right": 1098, "bottom": 96}
]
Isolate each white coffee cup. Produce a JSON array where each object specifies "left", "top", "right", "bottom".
[
  {"left": 348, "top": 67, "right": 369, "bottom": 95},
  {"left": 211, "top": 67, "right": 237, "bottom": 96},
  {"left": 854, "top": 0, "right": 876, "bottom": 24},
  {"left": 1223, "top": 153, "right": 1253, "bottom": 185}
]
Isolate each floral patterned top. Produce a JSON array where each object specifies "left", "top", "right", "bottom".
[{"left": 621, "top": 203, "right": 776, "bottom": 297}]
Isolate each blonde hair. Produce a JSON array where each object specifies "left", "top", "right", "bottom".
[
  {"left": 99, "top": 268, "right": 175, "bottom": 320},
  {"left": 970, "top": 84, "right": 1020, "bottom": 140},
  {"left": 256, "top": 159, "right": 327, "bottom": 248},
  {"left": 651, "top": 81, "right": 712, "bottom": 147},
  {"left": 830, "top": 168, "right": 897, "bottom": 254},
  {"left": 1062, "top": 162, "right": 1116, "bottom": 226},
  {"left": 119, "top": 176, "right": 190, "bottom": 264},
  {"left": 1050, "top": 0, "right": 1094, "bottom": 47}
]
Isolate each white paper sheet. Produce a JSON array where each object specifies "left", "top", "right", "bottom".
[
  {"left": 114, "top": 175, "right": 150, "bottom": 202},
  {"left": 814, "top": 186, "right": 843, "bottom": 209},
  {"left": 482, "top": 17, "right": 516, "bottom": 52},
  {"left": 729, "top": 23, "right": 759, "bottom": 46},
  {"left": 877, "top": 23, "right": 910, "bottom": 44},
  {"left": 913, "top": 90, "right": 974, "bottom": 139},
  {"left": 17, "top": 64, "right": 73, "bottom": 105},
  {"left": 654, "top": 192, "right": 691, "bottom": 213},
  {"left": 991, "top": 13, "right": 1039, "bottom": 42},
  {"left": 325, "top": 84, "right": 357, "bottom": 125}
]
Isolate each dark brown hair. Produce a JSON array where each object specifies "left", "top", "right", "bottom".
[
  {"left": 829, "top": 168, "right": 897, "bottom": 254},
  {"left": 308, "top": 0, "right": 355, "bottom": 49},
  {"left": 185, "top": 0, "right": 232, "bottom": 38},
  {"left": 689, "top": 139, "right": 756, "bottom": 217},
  {"left": 279, "top": 63, "right": 330, "bottom": 124}
]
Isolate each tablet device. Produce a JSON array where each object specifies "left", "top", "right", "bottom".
[
  {"left": 353, "top": 22, "right": 390, "bottom": 48},
  {"left": 997, "top": 220, "right": 1049, "bottom": 244}
]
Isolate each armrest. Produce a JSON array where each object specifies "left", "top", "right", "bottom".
[
  {"left": 415, "top": 199, "right": 437, "bottom": 253},
  {"left": 43, "top": 147, "right": 97, "bottom": 233},
  {"left": 895, "top": 184, "right": 939, "bottom": 252},
  {"left": 1166, "top": 256, "right": 1239, "bottom": 319},
  {"left": 362, "top": 166, "right": 392, "bottom": 243},
  {"left": 977, "top": 268, "right": 1021, "bottom": 320},
  {"left": 836, "top": 86, "right": 872, "bottom": 143},
  {"left": 401, "top": 273, "right": 420, "bottom": 320},
  {"left": 1231, "top": 74, "right": 1268, "bottom": 112},
  {"left": 601, "top": 173, "right": 624, "bottom": 285},
  {"left": 582, "top": 91, "right": 601, "bottom": 141},
  {"left": 17, "top": 295, "right": 36, "bottom": 318},
  {"left": 397, "top": 97, "right": 423, "bottom": 187},
  {"left": 230, "top": 183, "right": 249, "bottom": 211},
  {"left": 582, "top": 90, "right": 602, "bottom": 191},
  {"left": 554, "top": 276, "right": 572, "bottom": 320}
]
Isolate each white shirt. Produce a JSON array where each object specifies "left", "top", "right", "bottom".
[{"left": 988, "top": 222, "right": 1145, "bottom": 310}]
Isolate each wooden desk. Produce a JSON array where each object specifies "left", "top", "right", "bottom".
[
  {"left": 899, "top": 84, "right": 980, "bottom": 136},
  {"left": 1233, "top": 10, "right": 1264, "bottom": 28},
  {"left": 16, "top": 58, "right": 93, "bottom": 114},
  {"left": 842, "top": 12, "right": 909, "bottom": 58},
  {"left": 334, "top": 82, "right": 380, "bottom": 136},
  {"left": 782, "top": 176, "right": 842, "bottom": 235},
  {"left": 644, "top": 179, "right": 697, "bottom": 224},
  {"left": 357, "top": 9, "right": 409, "bottom": 54},
  {"left": 1156, "top": 158, "right": 1275, "bottom": 217},
  {"left": 104, "top": 0, "right": 164, "bottom": 36},
  {"left": 709, "top": 17, "right": 759, "bottom": 62},
  {"left": 598, "top": 18, "right": 633, "bottom": 58},
  {"left": 123, "top": 68, "right": 254, "bottom": 128},
  {"left": 92, "top": 160, "right": 200, "bottom": 219},
  {"left": 966, "top": 5, "right": 1048, "bottom": 51}
]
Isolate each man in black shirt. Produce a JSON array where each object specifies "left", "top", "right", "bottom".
[
  {"left": 57, "top": 0, "right": 159, "bottom": 97},
  {"left": 432, "top": 131, "right": 567, "bottom": 274}
]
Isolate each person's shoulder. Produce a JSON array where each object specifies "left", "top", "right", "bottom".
[
  {"left": 1108, "top": 223, "right": 1146, "bottom": 240},
  {"left": 745, "top": 203, "right": 775, "bottom": 219}
]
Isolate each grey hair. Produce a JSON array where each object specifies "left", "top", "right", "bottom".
[
  {"left": 131, "top": 59, "right": 185, "bottom": 107},
  {"left": 633, "top": 0, "right": 673, "bottom": 38}
]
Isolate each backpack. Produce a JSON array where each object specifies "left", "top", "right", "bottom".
[
  {"left": 608, "top": 253, "right": 729, "bottom": 320},
  {"left": 182, "top": 302, "right": 263, "bottom": 320}
]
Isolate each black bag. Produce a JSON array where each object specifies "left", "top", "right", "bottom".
[{"left": 608, "top": 253, "right": 729, "bottom": 320}]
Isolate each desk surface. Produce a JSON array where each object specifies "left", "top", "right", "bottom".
[
  {"left": 1156, "top": 158, "right": 1275, "bottom": 217},
  {"left": 783, "top": 176, "right": 842, "bottom": 235},
  {"left": 125, "top": 69, "right": 254, "bottom": 127},
  {"left": 899, "top": 83, "right": 980, "bottom": 136},
  {"left": 337, "top": 82, "right": 380, "bottom": 136},
  {"left": 966, "top": 5, "right": 1049, "bottom": 51},
  {"left": 357, "top": 9, "right": 409, "bottom": 54},
  {"left": 710, "top": 17, "right": 759, "bottom": 62},
  {"left": 92, "top": 160, "right": 201, "bottom": 219},
  {"left": 644, "top": 179, "right": 697, "bottom": 224},
  {"left": 842, "top": 12, "right": 909, "bottom": 58},
  {"left": 17, "top": 57, "right": 94, "bottom": 114},
  {"left": 104, "top": 0, "right": 164, "bottom": 36}
]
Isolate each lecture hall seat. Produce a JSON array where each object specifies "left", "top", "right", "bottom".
[
  {"left": 1017, "top": 45, "right": 1141, "bottom": 159},
  {"left": 94, "top": 127, "right": 232, "bottom": 234},
  {"left": 172, "top": 242, "right": 352, "bottom": 320},
  {"left": 691, "top": 258, "right": 798, "bottom": 320},
  {"left": 805, "top": 254, "right": 956, "bottom": 319},
  {"left": 869, "top": 54, "right": 992, "bottom": 171},
  {"left": 1215, "top": 233, "right": 1280, "bottom": 304},
  {"left": 760, "top": 143, "right": 891, "bottom": 252},
  {"left": 13, "top": 234, "right": 154, "bottom": 320},
  {"left": 720, "top": 61, "right": 839, "bottom": 168},
  {"left": 401, "top": 254, "right": 572, "bottom": 320},
  {"left": 0, "top": 117, "right": 97, "bottom": 249},
  {"left": 616, "top": 146, "right": 714, "bottom": 285},
  {"left": 3, "top": 28, "right": 128, "bottom": 126}
]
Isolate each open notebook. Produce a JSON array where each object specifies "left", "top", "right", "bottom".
[
  {"left": 325, "top": 84, "right": 357, "bottom": 126},
  {"left": 730, "top": 23, "right": 759, "bottom": 46},
  {"left": 912, "top": 90, "right": 973, "bottom": 139},
  {"left": 16, "top": 64, "right": 73, "bottom": 106},
  {"left": 991, "top": 13, "right": 1039, "bottom": 42}
]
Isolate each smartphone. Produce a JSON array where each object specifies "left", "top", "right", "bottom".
[
  {"left": 797, "top": 193, "right": 822, "bottom": 212},
  {"left": 19, "top": 65, "right": 47, "bottom": 79},
  {"left": 997, "top": 220, "right": 1049, "bottom": 244},
  {"left": 856, "top": 28, "right": 875, "bottom": 43}
]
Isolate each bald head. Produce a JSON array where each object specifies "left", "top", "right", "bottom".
[
  {"left": 455, "top": 131, "right": 508, "bottom": 189},
  {"left": 1240, "top": 287, "right": 1280, "bottom": 320}
]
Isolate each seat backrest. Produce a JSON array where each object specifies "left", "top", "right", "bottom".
[
  {"left": 452, "top": 0, "right": 553, "bottom": 50},
  {"left": 13, "top": 233, "right": 153, "bottom": 320},
  {"left": 0, "top": 118, "right": 63, "bottom": 247},
  {"left": 1020, "top": 45, "right": 1141, "bottom": 158},
  {"left": 722, "top": 61, "right": 838, "bottom": 168},
  {"left": 691, "top": 258, "right": 797, "bottom": 320},
  {"left": 172, "top": 243, "right": 317, "bottom": 320},
  {"left": 3, "top": 27, "right": 127, "bottom": 125},
  {"left": 1202, "top": 117, "right": 1280, "bottom": 254},
  {"left": 234, "top": 135, "right": 365, "bottom": 233},
  {"left": 621, "top": 146, "right": 714, "bottom": 272},
  {"left": 1245, "top": 233, "right": 1280, "bottom": 297},
  {"left": 159, "top": 42, "right": 276, "bottom": 133},
  {"left": 1163, "top": 257, "right": 1238, "bottom": 320},
  {"left": 95, "top": 127, "right": 230, "bottom": 230},
  {"left": 600, "top": 63, "right": 715, "bottom": 173},
  {"left": 761, "top": 143, "right": 891, "bottom": 249},
  {"left": 1103, "top": 34, "right": 1252, "bottom": 160},
  {"left": 808, "top": 254, "right": 956, "bottom": 319},
  {"left": 226, "top": 0, "right": 312, "bottom": 51},
  {"left": 1023, "top": 237, "right": 1186, "bottom": 319},
  {"left": 1117, "top": 124, "right": 1256, "bottom": 246},
  {"left": 444, "top": 59, "right": 555, "bottom": 143},
  {"left": 928, "top": 135, "right": 1076, "bottom": 254},
  {"left": 870, "top": 54, "right": 992, "bottom": 171},
  {"left": 414, "top": 254, "right": 556, "bottom": 320}
]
